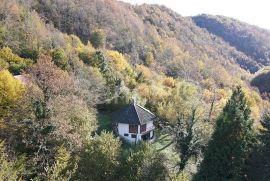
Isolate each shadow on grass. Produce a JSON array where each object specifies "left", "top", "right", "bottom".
[
  {"left": 157, "top": 140, "right": 175, "bottom": 151},
  {"left": 96, "top": 111, "right": 113, "bottom": 134},
  {"left": 152, "top": 131, "right": 175, "bottom": 151}
]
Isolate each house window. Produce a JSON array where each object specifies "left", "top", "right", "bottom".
[
  {"left": 129, "top": 125, "right": 138, "bottom": 133},
  {"left": 124, "top": 133, "right": 128, "bottom": 137},
  {"left": 140, "top": 124, "right": 146, "bottom": 133},
  {"left": 131, "top": 134, "right": 137, "bottom": 139}
]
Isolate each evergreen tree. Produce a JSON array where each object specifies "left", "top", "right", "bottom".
[
  {"left": 194, "top": 86, "right": 255, "bottom": 181},
  {"left": 246, "top": 112, "right": 270, "bottom": 180}
]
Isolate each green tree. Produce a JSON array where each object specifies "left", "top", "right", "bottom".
[
  {"left": 75, "top": 132, "right": 121, "bottom": 181},
  {"left": 52, "top": 48, "right": 68, "bottom": 70},
  {"left": 20, "top": 47, "right": 39, "bottom": 62},
  {"left": 246, "top": 112, "right": 270, "bottom": 180},
  {"left": 90, "top": 30, "right": 106, "bottom": 49},
  {"left": 78, "top": 50, "right": 93, "bottom": 65},
  {"left": 120, "top": 143, "right": 169, "bottom": 181},
  {"left": 194, "top": 86, "right": 255, "bottom": 181},
  {"left": 86, "top": 51, "right": 118, "bottom": 95},
  {"left": 46, "top": 146, "right": 76, "bottom": 181}
]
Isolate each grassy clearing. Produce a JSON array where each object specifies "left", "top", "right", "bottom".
[
  {"left": 97, "top": 112, "right": 113, "bottom": 133},
  {"left": 152, "top": 130, "right": 180, "bottom": 167}
]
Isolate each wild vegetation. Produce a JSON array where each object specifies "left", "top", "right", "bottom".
[
  {"left": 0, "top": 0, "right": 270, "bottom": 180},
  {"left": 251, "top": 67, "right": 270, "bottom": 99}
]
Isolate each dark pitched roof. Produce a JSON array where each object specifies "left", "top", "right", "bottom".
[{"left": 112, "top": 103, "right": 157, "bottom": 125}]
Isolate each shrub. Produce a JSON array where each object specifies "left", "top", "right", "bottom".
[
  {"left": 52, "top": 48, "right": 68, "bottom": 70},
  {"left": 20, "top": 48, "right": 39, "bottom": 62},
  {"left": 75, "top": 132, "right": 121, "bottom": 181},
  {"left": 0, "top": 47, "right": 32, "bottom": 75},
  {"left": 90, "top": 30, "right": 106, "bottom": 49}
]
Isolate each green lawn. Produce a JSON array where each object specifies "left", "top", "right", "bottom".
[
  {"left": 152, "top": 130, "right": 180, "bottom": 166},
  {"left": 97, "top": 112, "right": 113, "bottom": 133}
]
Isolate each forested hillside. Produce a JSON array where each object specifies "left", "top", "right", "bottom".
[
  {"left": 193, "top": 14, "right": 270, "bottom": 72},
  {"left": 251, "top": 67, "right": 270, "bottom": 98},
  {"left": 1, "top": 0, "right": 270, "bottom": 180},
  {"left": 31, "top": 0, "right": 258, "bottom": 79}
]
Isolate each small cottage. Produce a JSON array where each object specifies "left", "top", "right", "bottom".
[{"left": 112, "top": 101, "right": 157, "bottom": 143}]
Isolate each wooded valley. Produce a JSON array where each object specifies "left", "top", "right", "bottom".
[{"left": 1, "top": 0, "right": 270, "bottom": 180}]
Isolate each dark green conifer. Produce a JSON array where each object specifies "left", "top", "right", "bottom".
[{"left": 194, "top": 86, "right": 255, "bottom": 181}]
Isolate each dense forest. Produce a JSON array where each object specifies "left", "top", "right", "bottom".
[
  {"left": 1, "top": 0, "right": 270, "bottom": 180},
  {"left": 251, "top": 67, "right": 270, "bottom": 99},
  {"left": 193, "top": 14, "right": 270, "bottom": 72}
]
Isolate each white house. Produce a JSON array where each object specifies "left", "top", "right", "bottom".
[{"left": 112, "top": 102, "right": 156, "bottom": 143}]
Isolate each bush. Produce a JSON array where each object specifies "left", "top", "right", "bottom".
[
  {"left": 20, "top": 48, "right": 39, "bottom": 62},
  {"left": 52, "top": 48, "right": 68, "bottom": 70},
  {"left": 75, "top": 132, "right": 121, "bottom": 181},
  {"left": 78, "top": 50, "right": 93, "bottom": 65},
  {"left": 121, "top": 143, "right": 170, "bottom": 181},
  {"left": 0, "top": 47, "right": 33, "bottom": 75},
  {"left": 90, "top": 30, "right": 106, "bottom": 49}
]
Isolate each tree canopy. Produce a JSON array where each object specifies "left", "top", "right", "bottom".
[{"left": 194, "top": 87, "right": 255, "bottom": 181}]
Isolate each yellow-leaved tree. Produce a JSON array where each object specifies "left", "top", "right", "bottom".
[
  {"left": 0, "top": 47, "right": 32, "bottom": 75},
  {"left": 0, "top": 70, "right": 25, "bottom": 119},
  {"left": 106, "top": 50, "right": 136, "bottom": 88}
]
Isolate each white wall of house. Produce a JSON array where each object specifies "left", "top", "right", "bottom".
[
  {"left": 118, "top": 123, "right": 139, "bottom": 143},
  {"left": 117, "top": 122, "right": 155, "bottom": 143},
  {"left": 118, "top": 123, "right": 129, "bottom": 136}
]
